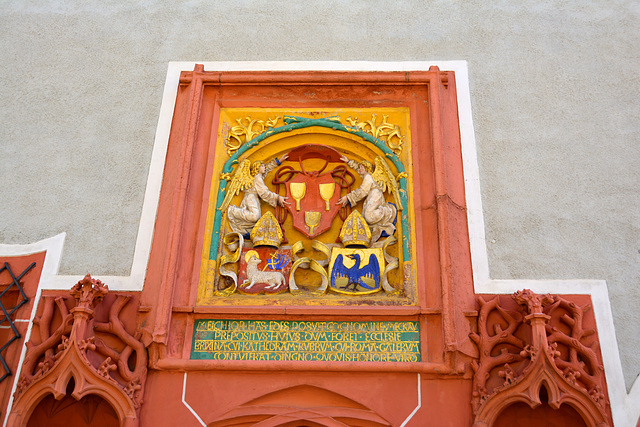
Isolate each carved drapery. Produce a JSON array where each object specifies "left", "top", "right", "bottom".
[
  {"left": 470, "top": 289, "right": 610, "bottom": 426},
  {"left": 8, "top": 275, "right": 147, "bottom": 427}
]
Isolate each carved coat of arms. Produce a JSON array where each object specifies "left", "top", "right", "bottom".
[
  {"left": 238, "top": 246, "right": 291, "bottom": 295},
  {"left": 202, "top": 114, "right": 411, "bottom": 299},
  {"left": 329, "top": 248, "right": 384, "bottom": 295}
]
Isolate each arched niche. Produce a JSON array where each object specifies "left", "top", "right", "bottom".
[
  {"left": 10, "top": 366, "right": 137, "bottom": 427},
  {"left": 208, "top": 384, "right": 391, "bottom": 427},
  {"left": 493, "top": 386, "right": 588, "bottom": 427},
  {"left": 27, "top": 386, "right": 119, "bottom": 427},
  {"left": 8, "top": 289, "right": 142, "bottom": 427}
]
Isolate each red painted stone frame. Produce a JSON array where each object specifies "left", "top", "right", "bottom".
[
  {"left": 134, "top": 66, "right": 479, "bottom": 425},
  {"left": 139, "top": 66, "right": 476, "bottom": 367}
]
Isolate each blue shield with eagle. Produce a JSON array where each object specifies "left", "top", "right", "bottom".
[{"left": 328, "top": 248, "right": 385, "bottom": 295}]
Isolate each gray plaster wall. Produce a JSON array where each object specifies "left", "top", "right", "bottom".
[{"left": 1, "top": 1, "right": 638, "bottom": 389}]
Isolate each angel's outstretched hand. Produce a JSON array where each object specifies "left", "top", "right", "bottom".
[{"left": 278, "top": 195, "right": 290, "bottom": 207}]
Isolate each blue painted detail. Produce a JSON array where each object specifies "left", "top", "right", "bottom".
[
  {"left": 380, "top": 202, "right": 398, "bottom": 239},
  {"left": 331, "top": 253, "right": 381, "bottom": 291},
  {"left": 267, "top": 254, "right": 289, "bottom": 270}
]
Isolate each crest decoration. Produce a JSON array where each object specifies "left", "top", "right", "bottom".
[
  {"left": 250, "top": 211, "right": 283, "bottom": 247},
  {"left": 272, "top": 144, "right": 355, "bottom": 239},
  {"left": 339, "top": 210, "right": 371, "bottom": 247},
  {"left": 202, "top": 113, "right": 413, "bottom": 299}
]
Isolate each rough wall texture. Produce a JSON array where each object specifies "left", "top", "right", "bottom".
[{"left": 1, "top": 1, "right": 638, "bottom": 388}]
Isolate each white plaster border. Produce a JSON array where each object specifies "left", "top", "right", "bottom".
[{"left": 5, "top": 61, "right": 637, "bottom": 426}]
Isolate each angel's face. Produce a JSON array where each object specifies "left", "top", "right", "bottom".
[
  {"left": 258, "top": 164, "right": 266, "bottom": 174},
  {"left": 358, "top": 164, "right": 367, "bottom": 175}
]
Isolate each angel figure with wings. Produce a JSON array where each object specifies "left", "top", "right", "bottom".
[
  {"left": 337, "top": 155, "right": 402, "bottom": 242},
  {"left": 221, "top": 154, "right": 289, "bottom": 235}
]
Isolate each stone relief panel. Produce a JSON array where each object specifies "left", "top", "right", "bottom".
[{"left": 198, "top": 110, "right": 417, "bottom": 305}]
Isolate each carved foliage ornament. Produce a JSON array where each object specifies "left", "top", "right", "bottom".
[
  {"left": 10, "top": 275, "right": 147, "bottom": 425},
  {"left": 224, "top": 115, "right": 281, "bottom": 156},
  {"left": 470, "top": 289, "right": 610, "bottom": 427},
  {"left": 225, "top": 114, "right": 405, "bottom": 157}
]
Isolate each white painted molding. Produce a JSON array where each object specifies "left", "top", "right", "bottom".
[
  {"left": 5, "top": 61, "right": 637, "bottom": 426},
  {"left": 400, "top": 373, "right": 422, "bottom": 427},
  {"left": 182, "top": 373, "right": 207, "bottom": 427}
]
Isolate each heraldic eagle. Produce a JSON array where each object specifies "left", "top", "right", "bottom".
[{"left": 331, "top": 253, "right": 381, "bottom": 291}]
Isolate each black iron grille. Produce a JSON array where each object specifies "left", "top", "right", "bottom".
[{"left": 0, "top": 262, "right": 35, "bottom": 384}]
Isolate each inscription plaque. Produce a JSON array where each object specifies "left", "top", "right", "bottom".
[{"left": 191, "top": 320, "right": 421, "bottom": 362}]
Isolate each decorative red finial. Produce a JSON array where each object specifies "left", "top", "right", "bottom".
[
  {"left": 69, "top": 274, "right": 108, "bottom": 308},
  {"left": 513, "top": 289, "right": 554, "bottom": 314}
]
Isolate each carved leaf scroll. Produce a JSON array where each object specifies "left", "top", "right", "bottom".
[
  {"left": 346, "top": 114, "right": 405, "bottom": 155},
  {"left": 223, "top": 114, "right": 406, "bottom": 157}
]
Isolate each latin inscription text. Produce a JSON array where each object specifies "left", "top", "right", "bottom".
[{"left": 191, "top": 320, "right": 421, "bottom": 362}]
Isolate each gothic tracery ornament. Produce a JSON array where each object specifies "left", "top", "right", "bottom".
[
  {"left": 9, "top": 275, "right": 148, "bottom": 426},
  {"left": 470, "top": 290, "right": 610, "bottom": 427}
]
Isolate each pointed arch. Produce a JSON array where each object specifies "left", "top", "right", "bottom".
[
  {"left": 208, "top": 384, "right": 391, "bottom": 427},
  {"left": 7, "top": 344, "right": 138, "bottom": 427},
  {"left": 8, "top": 276, "right": 146, "bottom": 427},
  {"left": 472, "top": 292, "right": 610, "bottom": 427}
]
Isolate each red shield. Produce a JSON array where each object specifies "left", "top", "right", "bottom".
[
  {"left": 286, "top": 173, "right": 341, "bottom": 238},
  {"left": 238, "top": 247, "right": 292, "bottom": 295}
]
